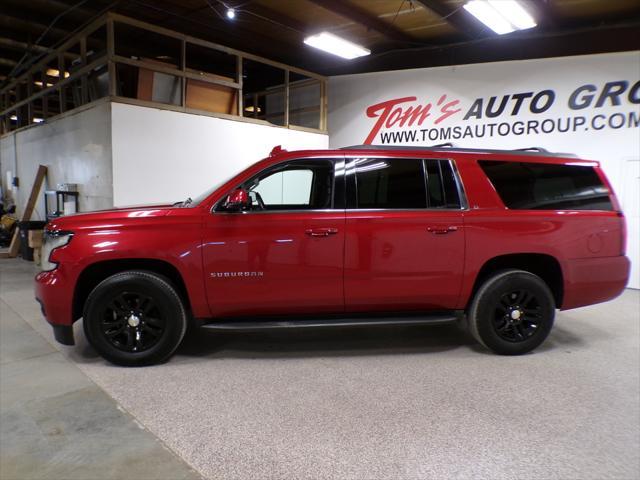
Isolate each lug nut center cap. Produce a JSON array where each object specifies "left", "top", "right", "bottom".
[
  {"left": 127, "top": 314, "right": 141, "bottom": 327},
  {"left": 510, "top": 310, "right": 522, "bottom": 320}
]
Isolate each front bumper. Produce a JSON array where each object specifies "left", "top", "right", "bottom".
[{"left": 35, "top": 268, "right": 76, "bottom": 345}]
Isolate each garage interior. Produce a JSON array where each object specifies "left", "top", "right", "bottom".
[{"left": 1, "top": 1, "right": 639, "bottom": 479}]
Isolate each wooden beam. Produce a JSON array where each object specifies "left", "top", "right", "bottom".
[
  {"left": 413, "top": 0, "right": 493, "bottom": 38},
  {"left": 306, "top": 0, "right": 417, "bottom": 44},
  {"left": 243, "top": 3, "right": 309, "bottom": 34},
  {"left": 8, "top": 165, "right": 47, "bottom": 258}
]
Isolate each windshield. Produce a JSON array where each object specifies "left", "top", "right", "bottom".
[{"left": 185, "top": 176, "right": 233, "bottom": 207}]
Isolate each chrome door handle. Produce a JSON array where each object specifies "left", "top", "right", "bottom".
[
  {"left": 305, "top": 228, "right": 339, "bottom": 237},
  {"left": 427, "top": 226, "right": 458, "bottom": 235}
]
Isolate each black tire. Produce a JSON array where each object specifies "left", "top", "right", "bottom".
[
  {"left": 468, "top": 269, "right": 555, "bottom": 355},
  {"left": 83, "top": 270, "right": 187, "bottom": 366}
]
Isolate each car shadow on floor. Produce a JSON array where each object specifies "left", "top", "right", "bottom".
[
  {"left": 69, "top": 315, "right": 595, "bottom": 365},
  {"left": 175, "top": 322, "right": 478, "bottom": 360}
]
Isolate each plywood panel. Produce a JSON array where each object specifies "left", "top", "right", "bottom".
[{"left": 186, "top": 79, "right": 237, "bottom": 115}]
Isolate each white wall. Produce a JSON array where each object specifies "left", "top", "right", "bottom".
[
  {"left": 328, "top": 51, "right": 640, "bottom": 288},
  {"left": 0, "top": 102, "right": 113, "bottom": 220},
  {"left": 111, "top": 103, "right": 329, "bottom": 206}
]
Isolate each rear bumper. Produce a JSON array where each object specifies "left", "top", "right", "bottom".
[
  {"left": 35, "top": 268, "right": 76, "bottom": 345},
  {"left": 562, "top": 255, "right": 630, "bottom": 310}
]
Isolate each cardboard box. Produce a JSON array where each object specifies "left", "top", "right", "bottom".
[{"left": 28, "top": 229, "right": 44, "bottom": 248}]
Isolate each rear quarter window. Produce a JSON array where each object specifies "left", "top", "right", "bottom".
[{"left": 478, "top": 160, "right": 613, "bottom": 211}]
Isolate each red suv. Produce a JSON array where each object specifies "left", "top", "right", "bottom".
[{"left": 35, "top": 145, "right": 630, "bottom": 366}]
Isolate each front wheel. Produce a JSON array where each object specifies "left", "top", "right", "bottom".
[
  {"left": 468, "top": 269, "right": 555, "bottom": 355},
  {"left": 83, "top": 271, "right": 187, "bottom": 366}
]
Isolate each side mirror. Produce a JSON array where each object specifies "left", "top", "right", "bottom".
[{"left": 224, "top": 188, "right": 250, "bottom": 211}]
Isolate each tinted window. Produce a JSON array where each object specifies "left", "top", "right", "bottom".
[
  {"left": 425, "top": 160, "right": 462, "bottom": 209},
  {"left": 479, "top": 160, "right": 613, "bottom": 210},
  {"left": 245, "top": 160, "right": 334, "bottom": 210},
  {"left": 355, "top": 159, "right": 426, "bottom": 209}
]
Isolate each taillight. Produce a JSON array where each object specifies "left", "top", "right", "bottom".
[{"left": 617, "top": 211, "right": 627, "bottom": 256}]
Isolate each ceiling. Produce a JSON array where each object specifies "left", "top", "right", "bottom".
[{"left": 1, "top": 0, "right": 639, "bottom": 83}]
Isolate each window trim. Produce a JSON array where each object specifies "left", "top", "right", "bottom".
[
  {"left": 212, "top": 157, "right": 343, "bottom": 214},
  {"left": 345, "top": 156, "right": 468, "bottom": 211}
]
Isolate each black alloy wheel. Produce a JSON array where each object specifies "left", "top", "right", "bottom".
[
  {"left": 468, "top": 269, "right": 555, "bottom": 355},
  {"left": 83, "top": 271, "right": 187, "bottom": 366},
  {"left": 101, "top": 291, "right": 166, "bottom": 353},
  {"left": 492, "top": 289, "right": 542, "bottom": 343}
]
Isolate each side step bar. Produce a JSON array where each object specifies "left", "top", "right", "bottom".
[{"left": 201, "top": 314, "right": 459, "bottom": 332}]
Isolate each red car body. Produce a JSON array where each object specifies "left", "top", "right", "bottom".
[{"left": 35, "top": 146, "right": 630, "bottom": 346}]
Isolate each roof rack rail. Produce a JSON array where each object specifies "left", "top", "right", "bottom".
[
  {"left": 337, "top": 144, "right": 577, "bottom": 158},
  {"left": 514, "top": 147, "right": 549, "bottom": 153}
]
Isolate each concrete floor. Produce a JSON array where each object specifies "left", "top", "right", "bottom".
[
  {"left": 1, "top": 258, "right": 639, "bottom": 480},
  {"left": 0, "top": 261, "right": 202, "bottom": 480}
]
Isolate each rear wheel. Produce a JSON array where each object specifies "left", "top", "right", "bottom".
[
  {"left": 83, "top": 271, "right": 187, "bottom": 366},
  {"left": 468, "top": 269, "right": 555, "bottom": 355}
]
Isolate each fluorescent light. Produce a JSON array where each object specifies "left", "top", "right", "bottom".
[
  {"left": 10, "top": 115, "right": 17, "bottom": 121},
  {"left": 304, "top": 32, "right": 370, "bottom": 60},
  {"left": 33, "top": 117, "right": 44, "bottom": 123},
  {"left": 488, "top": 0, "right": 536, "bottom": 30},
  {"left": 226, "top": 8, "right": 235, "bottom": 19},
  {"left": 464, "top": 0, "right": 536, "bottom": 35}
]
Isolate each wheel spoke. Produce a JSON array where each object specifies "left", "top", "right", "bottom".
[
  {"left": 125, "top": 329, "right": 134, "bottom": 348},
  {"left": 105, "top": 324, "right": 126, "bottom": 337},
  {"left": 139, "top": 296, "right": 153, "bottom": 314},
  {"left": 514, "top": 290, "right": 527, "bottom": 305},
  {"left": 500, "top": 296, "right": 513, "bottom": 309},
  {"left": 145, "top": 316, "right": 163, "bottom": 327},
  {"left": 142, "top": 324, "right": 161, "bottom": 338},
  {"left": 495, "top": 320, "right": 510, "bottom": 332},
  {"left": 110, "top": 294, "right": 131, "bottom": 315},
  {"left": 520, "top": 291, "right": 535, "bottom": 308},
  {"left": 515, "top": 323, "right": 528, "bottom": 340}
]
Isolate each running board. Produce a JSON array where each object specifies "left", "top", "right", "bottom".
[{"left": 201, "top": 314, "right": 459, "bottom": 332}]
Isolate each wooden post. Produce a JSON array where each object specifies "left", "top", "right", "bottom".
[
  {"left": 80, "top": 37, "right": 88, "bottom": 105},
  {"left": 180, "top": 38, "right": 186, "bottom": 108},
  {"left": 107, "top": 17, "right": 116, "bottom": 97},
  {"left": 237, "top": 55, "right": 243, "bottom": 116},
  {"left": 284, "top": 70, "right": 290, "bottom": 127},
  {"left": 58, "top": 52, "right": 67, "bottom": 113},
  {"left": 26, "top": 73, "right": 33, "bottom": 123},
  {"left": 7, "top": 165, "right": 48, "bottom": 258}
]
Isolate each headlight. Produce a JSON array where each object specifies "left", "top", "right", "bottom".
[{"left": 41, "top": 231, "right": 73, "bottom": 271}]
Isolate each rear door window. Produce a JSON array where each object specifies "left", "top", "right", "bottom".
[
  {"left": 353, "top": 158, "right": 463, "bottom": 209},
  {"left": 355, "top": 158, "right": 426, "bottom": 209},
  {"left": 479, "top": 160, "right": 613, "bottom": 210}
]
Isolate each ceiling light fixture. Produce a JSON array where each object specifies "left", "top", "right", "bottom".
[
  {"left": 463, "top": 0, "right": 536, "bottom": 35},
  {"left": 226, "top": 7, "right": 236, "bottom": 19},
  {"left": 304, "top": 32, "right": 371, "bottom": 60},
  {"left": 45, "top": 68, "right": 70, "bottom": 78}
]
